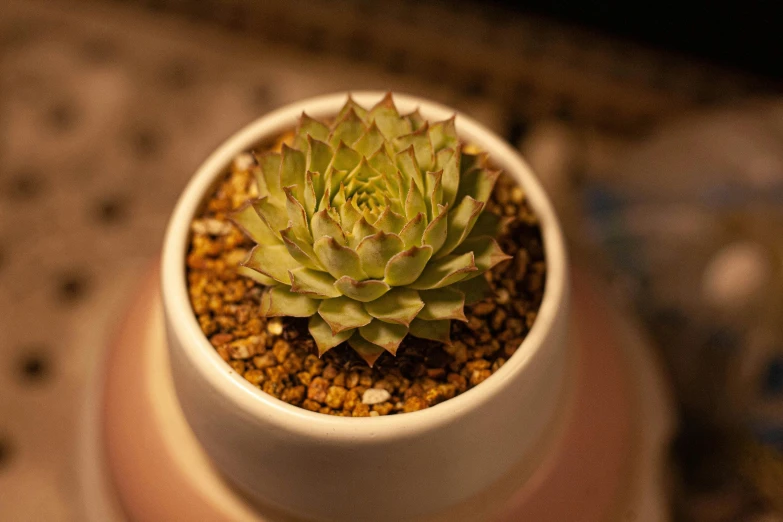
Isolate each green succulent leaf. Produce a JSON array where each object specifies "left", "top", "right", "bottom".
[
  {"left": 350, "top": 216, "right": 379, "bottom": 248},
  {"left": 368, "top": 93, "right": 410, "bottom": 139},
  {"left": 329, "top": 108, "right": 365, "bottom": 149},
  {"left": 324, "top": 170, "right": 342, "bottom": 203},
  {"left": 404, "top": 178, "right": 428, "bottom": 221},
  {"left": 436, "top": 147, "right": 460, "bottom": 208},
  {"left": 408, "top": 251, "right": 477, "bottom": 290},
  {"left": 384, "top": 245, "right": 433, "bottom": 286},
  {"left": 409, "top": 318, "right": 452, "bottom": 344},
  {"left": 347, "top": 333, "right": 386, "bottom": 366},
  {"left": 460, "top": 151, "right": 488, "bottom": 175},
  {"left": 253, "top": 197, "right": 288, "bottom": 239},
  {"left": 281, "top": 226, "right": 323, "bottom": 271},
  {"left": 260, "top": 286, "right": 319, "bottom": 317},
  {"left": 297, "top": 113, "right": 330, "bottom": 143},
  {"left": 422, "top": 204, "right": 448, "bottom": 254},
  {"left": 426, "top": 170, "right": 443, "bottom": 218},
  {"left": 457, "top": 168, "right": 501, "bottom": 205},
  {"left": 289, "top": 266, "right": 342, "bottom": 298},
  {"left": 309, "top": 315, "right": 353, "bottom": 355},
  {"left": 368, "top": 148, "right": 398, "bottom": 179},
  {"left": 314, "top": 236, "right": 368, "bottom": 281},
  {"left": 303, "top": 172, "right": 319, "bottom": 218},
  {"left": 418, "top": 287, "right": 467, "bottom": 322},
  {"left": 364, "top": 288, "right": 424, "bottom": 326},
  {"left": 253, "top": 152, "right": 283, "bottom": 201},
  {"left": 311, "top": 209, "right": 347, "bottom": 245},
  {"left": 339, "top": 199, "right": 362, "bottom": 231},
  {"left": 329, "top": 141, "right": 362, "bottom": 172},
  {"left": 284, "top": 187, "right": 312, "bottom": 241},
  {"left": 430, "top": 116, "right": 459, "bottom": 151},
  {"left": 230, "top": 202, "right": 279, "bottom": 246},
  {"left": 243, "top": 244, "right": 302, "bottom": 284},
  {"left": 306, "top": 136, "right": 332, "bottom": 176},
  {"left": 338, "top": 96, "right": 369, "bottom": 120},
  {"left": 280, "top": 145, "right": 306, "bottom": 202},
  {"left": 356, "top": 231, "right": 405, "bottom": 279},
  {"left": 468, "top": 211, "right": 507, "bottom": 239},
  {"left": 334, "top": 276, "right": 391, "bottom": 302},
  {"left": 359, "top": 320, "right": 408, "bottom": 355},
  {"left": 353, "top": 121, "right": 386, "bottom": 158},
  {"left": 397, "top": 146, "right": 425, "bottom": 195},
  {"left": 436, "top": 195, "right": 484, "bottom": 258},
  {"left": 236, "top": 265, "right": 277, "bottom": 286},
  {"left": 319, "top": 296, "right": 372, "bottom": 334},
  {"left": 394, "top": 124, "right": 434, "bottom": 172},
  {"left": 452, "top": 236, "right": 513, "bottom": 278},
  {"left": 399, "top": 213, "right": 426, "bottom": 248},
  {"left": 406, "top": 109, "right": 425, "bottom": 131},
  {"left": 374, "top": 205, "right": 406, "bottom": 235},
  {"left": 453, "top": 275, "right": 492, "bottom": 305}
]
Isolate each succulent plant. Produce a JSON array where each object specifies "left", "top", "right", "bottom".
[{"left": 232, "top": 94, "right": 510, "bottom": 365}]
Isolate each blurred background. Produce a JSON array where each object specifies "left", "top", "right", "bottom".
[{"left": 0, "top": 0, "right": 781, "bottom": 520}]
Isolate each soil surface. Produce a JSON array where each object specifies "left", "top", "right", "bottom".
[{"left": 186, "top": 152, "right": 546, "bottom": 416}]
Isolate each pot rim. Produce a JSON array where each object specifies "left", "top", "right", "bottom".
[{"left": 161, "top": 91, "right": 568, "bottom": 440}]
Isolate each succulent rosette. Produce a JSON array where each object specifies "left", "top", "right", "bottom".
[{"left": 232, "top": 94, "right": 510, "bottom": 365}]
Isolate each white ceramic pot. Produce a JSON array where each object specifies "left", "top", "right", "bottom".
[{"left": 161, "top": 92, "right": 570, "bottom": 522}]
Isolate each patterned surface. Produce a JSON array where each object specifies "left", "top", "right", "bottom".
[{"left": 0, "top": 0, "right": 776, "bottom": 520}]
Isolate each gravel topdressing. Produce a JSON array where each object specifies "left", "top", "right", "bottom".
[{"left": 186, "top": 150, "right": 546, "bottom": 416}]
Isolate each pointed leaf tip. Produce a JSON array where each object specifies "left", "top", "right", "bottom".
[
  {"left": 244, "top": 244, "right": 303, "bottom": 284},
  {"left": 364, "top": 288, "right": 424, "bottom": 326},
  {"left": 408, "top": 251, "right": 477, "bottom": 290},
  {"left": 419, "top": 288, "right": 467, "bottom": 322},
  {"left": 229, "top": 201, "right": 279, "bottom": 246},
  {"left": 409, "top": 318, "right": 452, "bottom": 345},
  {"left": 347, "top": 334, "right": 386, "bottom": 366},
  {"left": 356, "top": 231, "right": 405, "bottom": 279},
  {"left": 318, "top": 296, "right": 372, "bottom": 334},
  {"left": 288, "top": 267, "right": 341, "bottom": 298},
  {"left": 334, "top": 276, "right": 391, "bottom": 302},
  {"left": 359, "top": 320, "right": 408, "bottom": 355},
  {"left": 309, "top": 315, "right": 353, "bottom": 355}
]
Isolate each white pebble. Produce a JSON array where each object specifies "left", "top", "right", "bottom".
[
  {"left": 362, "top": 388, "right": 391, "bottom": 405},
  {"left": 266, "top": 319, "right": 283, "bottom": 335},
  {"left": 191, "top": 218, "right": 231, "bottom": 236},
  {"left": 228, "top": 343, "right": 254, "bottom": 359},
  {"left": 233, "top": 152, "right": 255, "bottom": 171}
]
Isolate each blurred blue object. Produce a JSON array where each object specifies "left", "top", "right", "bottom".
[{"left": 583, "top": 102, "right": 783, "bottom": 454}]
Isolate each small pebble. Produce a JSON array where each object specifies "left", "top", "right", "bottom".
[
  {"left": 325, "top": 386, "right": 348, "bottom": 409},
  {"left": 472, "top": 301, "right": 496, "bottom": 316},
  {"left": 228, "top": 341, "right": 255, "bottom": 359},
  {"left": 233, "top": 153, "right": 255, "bottom": 171},
  {"left": 362, "top": 388, "right": 392, "bottom": 405},
  {"left": 307, "top": 377, "right": 329, "bottom": 403},
  {"left": 266, "top": 319, "right": 283, "bottom": 335},
  {"left": 403, "top": 397, "right": 427, "bottom": 413},
  {"left": 191, "top": 218, "right": 232, "bottom": 236}
]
